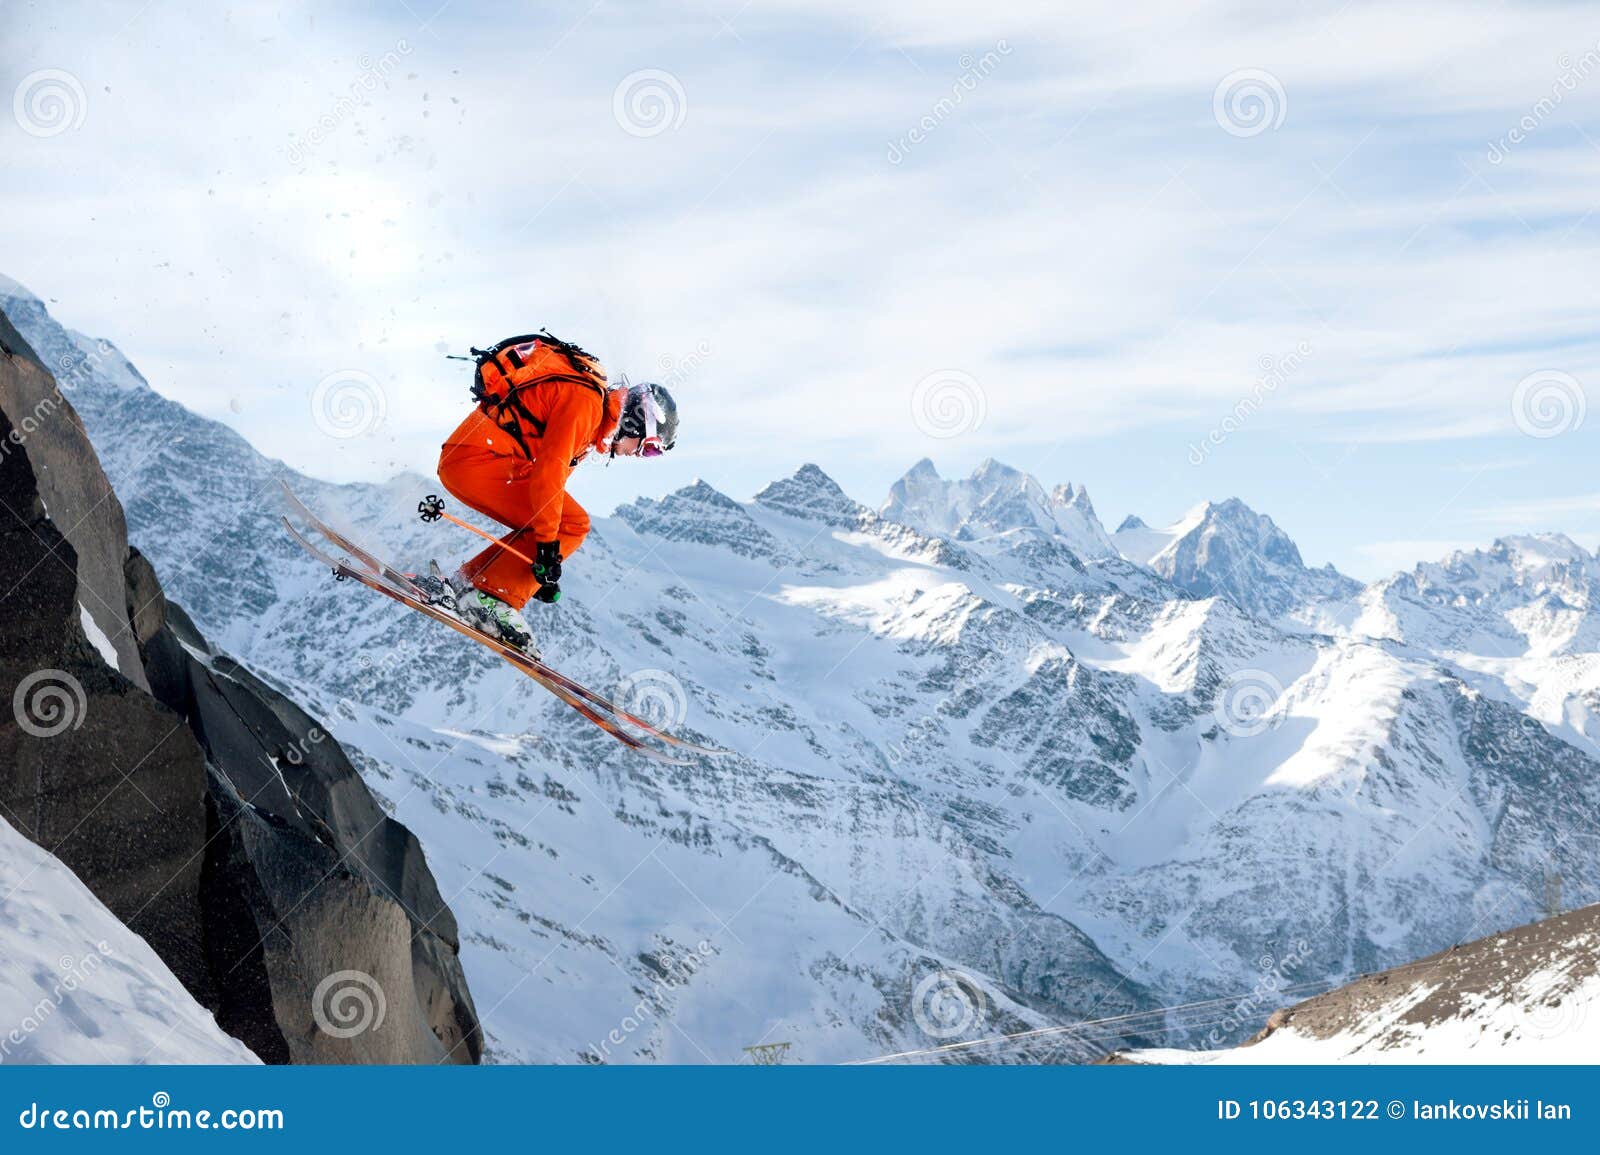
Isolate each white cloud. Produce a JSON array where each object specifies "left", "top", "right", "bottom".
[
  {"left": 1470, "top": 492, "right": 1600, "bottom": 525},
  {"left": 2, "top": 0, "right": 1598, "bottom": 562}
]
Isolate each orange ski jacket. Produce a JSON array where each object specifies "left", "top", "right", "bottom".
[{"left": 442, "top": 374, "right": 625, "bottom": 545}]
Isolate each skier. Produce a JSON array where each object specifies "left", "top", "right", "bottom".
[{"left": 414, "top": 332, "right": 678, "bottom": 651}]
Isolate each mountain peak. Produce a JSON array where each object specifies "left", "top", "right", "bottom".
[
  {"left": 1115, "top": 497, "right": 1358, "bottom": 622},
  {"left": 1055, "top": 481, "right": 1100, "bottom": 520},
  {"left": 0, "top": 281, "right": 149, "bottom": 399},
  {"left": 1412, "top": 533, "right": 1592, "bottom": 578},
  {"left": 753, "top": 463, "right": 867, "bottom": 529},
  {"left": 677, "top": 478, "right": 742, "bottom": 510},
  {"left": 1203, "top": 496, "right": 1262, "bottom": 524},
  {"left": 0, "top": 272, "right": 43, "bottom": 306},
  {"left": 972, "top": 457, "right": 1027, "bottom": 485},
  {"left": 615, "top": 479, "right": 795, "bottom": 561},
  {"left": 880, "top": 457, "right": 1115, "bottom": 559},
  {"left": 1493, "top": 532, "right": 1589, "bottom": 562},
  {"left": 1371, "top": 531, "right": 1600, "bottom": 654},
  {"left": 789, "top": 462, "right": 847, "bottom": 494},
  {"left": 1116, "top": 514, "right": 1147, "bottom": 533}
]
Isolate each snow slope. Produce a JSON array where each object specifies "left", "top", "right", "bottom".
[
  {"left": 0, "top": 816, "right": 257, "bottom": 1065},
  {"left": 1131, "top": 902, "right": 1600, "bottom": 1064}
]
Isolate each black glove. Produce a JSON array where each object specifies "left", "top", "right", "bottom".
[
  {"left": 532, "top": 540, "right": 562, "bottom": 603},
  {"left": 532, "top": 540, "right": 562, "bottom": 584}
]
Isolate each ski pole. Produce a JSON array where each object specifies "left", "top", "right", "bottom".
[{"left": 417, "top": 494, "right": 536, "bottom": 567}]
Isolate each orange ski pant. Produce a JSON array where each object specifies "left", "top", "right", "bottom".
[{"left": 437, "top": 443, "right": 591, "bottom": 610}]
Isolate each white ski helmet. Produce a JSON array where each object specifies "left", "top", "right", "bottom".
[{"left": 617, "top": 382, "right": 678, "bottom": 456}]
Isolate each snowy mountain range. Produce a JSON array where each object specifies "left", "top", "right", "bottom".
[{"left": 6, "top": 273, "right": 1600, "bottom": 1064}]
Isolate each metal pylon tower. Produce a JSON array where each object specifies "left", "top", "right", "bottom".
[{"left": 743, "top": 1042, "right": 792, "bottom": 1066}]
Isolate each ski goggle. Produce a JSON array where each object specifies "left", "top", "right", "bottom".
[{"left": 635, "top": 388, "right": 671, "bottom": 456}]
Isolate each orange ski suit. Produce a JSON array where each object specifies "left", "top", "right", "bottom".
[{"left": 438, "top": 379, "right": 623, "bottom": 609}]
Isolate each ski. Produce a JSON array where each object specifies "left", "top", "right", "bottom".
[
  {"left": 282, "top": 516, "right": 695, "bottom": 764},
  {"left": 280, "top": 482, "right": 730, "bottom": 757},
  {"left": 506, "top": 643, "right": 728, "bottom": 758},
  {"left": 278, "top": 478, "right": 426, "bottom": 598}
]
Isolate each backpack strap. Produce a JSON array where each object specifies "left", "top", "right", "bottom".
[
  {"left": 501, "top": 374, "right": 606, "bottom": 437},
  {"left": 468, "top": 330, "right": 608, "bottom": 457}
]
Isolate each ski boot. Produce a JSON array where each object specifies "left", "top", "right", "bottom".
[{"left": 414, "top": 562, "right": 538, "bottom": 657}]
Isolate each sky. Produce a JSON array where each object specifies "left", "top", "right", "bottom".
[{"left": 3, "top": 0, "right": 1599, "bottom": 579}]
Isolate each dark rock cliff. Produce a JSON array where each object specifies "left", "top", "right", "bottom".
[{"left": 0, "top": 305, "right": 481, "bottom": 1063}]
